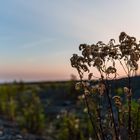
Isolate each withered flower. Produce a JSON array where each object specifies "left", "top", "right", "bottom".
[
  {"left": 112, "top": 96, "right": 122, "bottom": 107},
  {"left": 112, "top": 96, "right": 121, "bottom": 101},
  {"left": 88, "top": 73, "right": 93, "bottom": 80},
  {"left": 70, "top": 32, "right": 140, "bottom": 140},
  {"left": 70, "top": 54, "right": 89, "bottom": 79},
  {"left": 124, "top": 87, "right": 129, "bottom": 93},
  {"left": 106, "top": 66, "right": 117, "bottom": 78},
  {"left": 123, "top": 87, "right": 132, "bottom": 97},
  {"left": 115, "top": 100, "right": 122, "bottom": 107},
  {"left": 93, "top": 57, "right": 103, "bottom": 68},
  {"left": 90, "top": 85, "right": 98, "bottom": 94},
  {"left": 97, "top": 83, "right": 106, "bottom": 96},
  {"left": 78, "top": 95, "right": 85, "bottom": 100},
  {"left": 84, "top": 88, "right": 90, "bottom": 96},
  {"left": 75, "top": 82, "right": 82, "bottom": 90}
]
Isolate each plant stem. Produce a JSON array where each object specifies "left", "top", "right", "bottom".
[
  {"left": 80, "top": 79, "right": 100, "bottom": 140},
  {"left": 117, "top": 107, "right": 120, "bottom": 134},
  {"left": 128, "top": 75, "right": 132, "bottom": 140},
  {"left": 97, "top": 95, "right": 106, "bottom": 140},
  {"left": 105, "top": 80, "right": 119, "bottom": 140},
  {"left": 83, "top": 92, "right": 100, "bottom": 140}
]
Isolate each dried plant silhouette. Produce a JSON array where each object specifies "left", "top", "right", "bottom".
[{"left": 70, "top": 32, "right": 140, "bottom": 140}]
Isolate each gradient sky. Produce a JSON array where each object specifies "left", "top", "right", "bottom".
[{"left": 0, "top": 0, "right": 140, "bottom": 81}]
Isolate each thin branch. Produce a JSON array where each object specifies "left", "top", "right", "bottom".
[
  {"left": 83, "top": 92, "right": 101, "bottom": 140},
  {"left": 105, "top": 79, "right": 119, "bottom": 140},
  {"left": 119, "top": 60, "right": 128, "bottom": 76},
  {"left": 97, "top": 95, "right": 106, "bottom": 140},
  {"left": 128, "top": 72, "right": 132, "bottom": 140},
  {"left": 80, "top": 80, "right": 100, "bottom": 140}
]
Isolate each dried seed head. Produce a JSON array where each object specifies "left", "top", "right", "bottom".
[
  {"left": 97, "top": 83, "right": 106, "bottom": 96},
  {"left": 112, "top": 96, "right": 122, "bottom": 107},
  {"left": 84, "top": 89, "right": 90, "bottom": 95},
  {"left": 75, "top": 82, "right": 82, "bottom": 90},
  {"left": 88, "top": 73, "right": 93, "bottom": 80},
  {"left": 106, "top": 66, "right": 116, "bottom": 75},
  {"left": 82, "top": 81, "right": 90, "bottom": 87},
  {"left": 112, "top": 96, "right": 121, "bottom": 101},
  {"left": 78, "top": 95, "right": 85, "bottom": 100},
  {"left": 115, "top": 100, "right": 122, "bottom": 107},
  {"left": 90, "top": 85, "right": 98, "bottom": 94},
  {"left": 123, "top": 87, "right": 132, "bottom": 97},
  {"left": 124, "top": 87, "right": 129, "bottom": 94},
  {"left": 83, "top": 108, "right": 88, "bottom": 113}
]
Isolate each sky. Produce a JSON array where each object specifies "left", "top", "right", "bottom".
[{"left": 0, "top": 0, "right": 140, "bottom": 82}]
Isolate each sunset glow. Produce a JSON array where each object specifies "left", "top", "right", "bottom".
[{"left": 0, "top": 0, "right": 140, "bottom": 81}]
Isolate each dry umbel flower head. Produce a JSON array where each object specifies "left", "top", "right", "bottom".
[
  {"left": 70, "top": 32, "right": 140, "bottom": 140},
  {"left": 123, "top": 87, "right": 132, "bottom": 97},
  {"left": 70, "top": 32, "right": 140, "bottom": 80},
  {"left": 112, "top": 96, "right": 122, "bottom": 107}
]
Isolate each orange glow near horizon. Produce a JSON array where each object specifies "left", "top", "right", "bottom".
[{"left": 0, "top": 57, "right": 140, "bottom": 82}]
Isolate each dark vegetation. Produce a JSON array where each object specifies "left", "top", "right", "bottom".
[{"left": 0, "top": 75, "right": 140, "bottom": 140}]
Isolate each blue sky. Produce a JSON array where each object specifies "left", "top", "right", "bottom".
[{"left": 0, "top": 0, "right": 140, "bottom": 81}]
